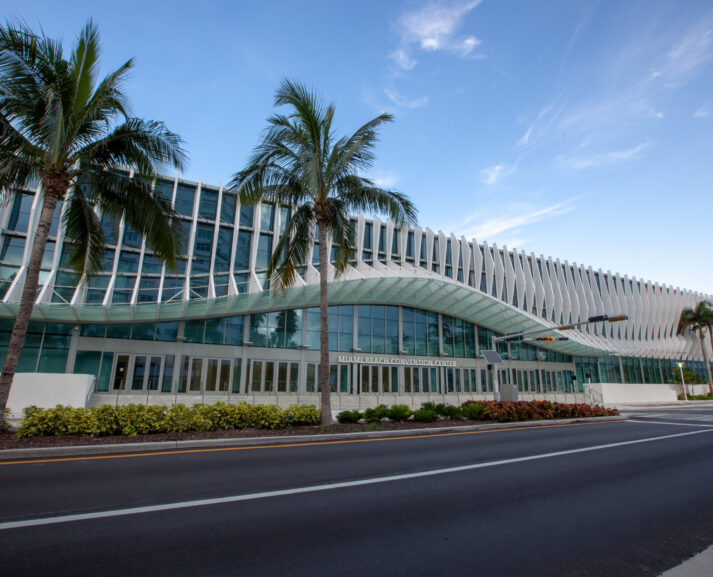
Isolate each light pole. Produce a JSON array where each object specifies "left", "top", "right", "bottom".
[
  {"left": 678, "top": 362, "right": 688, "bottom": 401},
  {"left": 487, "top": 314, "right": 628, "bottom": 403}
]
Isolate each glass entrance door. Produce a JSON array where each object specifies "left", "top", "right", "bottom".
[{"left": 113, "top": 355, "right": 129, "bottom": 390}]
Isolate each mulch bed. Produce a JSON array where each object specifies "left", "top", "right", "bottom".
[{"left": 0, "top": 419, "right": 489, "bottom": 450}]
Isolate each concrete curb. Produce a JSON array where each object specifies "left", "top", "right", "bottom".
[{"left": 0, "top": 416, "right": 625, "bottom": 460}]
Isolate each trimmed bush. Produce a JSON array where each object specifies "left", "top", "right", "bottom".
[
  {"left": 286, "top": 405, "right": 320, "bottom": 426},
  {"left": 337, "top": 410, "right": 363, "bottom": 424},
  {"left": 388, "top": 404, "right": 413, "bottom": 421},
  {"left": 412, "top": 408, "right": 438, "bottom": 422},
  {"left": 364, "top": 404, "right": 391, "bottom": 423}
]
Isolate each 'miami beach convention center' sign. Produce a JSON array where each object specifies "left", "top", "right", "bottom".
[{"left": 335, "top": 355, "right": 458, "bottom": 368}]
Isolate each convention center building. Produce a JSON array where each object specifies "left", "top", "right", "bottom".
[{"left": 1, "top": 173, "right": 711, "bottom": 408}]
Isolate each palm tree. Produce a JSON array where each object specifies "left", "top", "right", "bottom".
[
  {"left": 677, "top": 301, "right": 713, "bottom": 396},
  {"left": 0, "top": 21, "right": 187, "bottom": 423},
  {"left": 231, "top": 79, "right": 417, "bottom": 424}
]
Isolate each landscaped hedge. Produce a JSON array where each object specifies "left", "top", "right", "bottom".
[
  {"left": 337, "top": 400, "right": 618, "bottom": 424},
  {"left": 16, "top": 402, "right": 320, "bottom": 438}
]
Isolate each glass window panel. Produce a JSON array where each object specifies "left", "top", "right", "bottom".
[
  {"left": 122, "top": 225, "right": 142, "bottom": 249},
  {"left": 205, "top": 359, "right": 219, "bottom": 391},
  {"left": 185, "top": 319, "right": 205, "bottom": 343},
  {"left": 260, "top": 203, "right": 274, "bottom": 230},
  {"left": 190, "top": 276, "right": 209, "bottom": 299},
  {"left": 192, "top": 224, "right": 214, "bottom": 273},
  {"left": 7, "top": 191, "right": 34, "bottom": 232},
  {"left": 0, "top": 236, "right": 25, "bottom": 264},
  {"left": 279, "top": 207, "right": 291, "bottom": 234},
  {"left": 177, "top": 356, "right": 189, "bottom": 393},
  {"left": 199, "top": 187, "right": 218, "bottom": 220},
  {"left": 131, "top": 323, "right": 155, "bottom": 341},
  {"left": 113, "top": 355, "right": 130, "bottom": 390},
  {"left": 224, "top": 315, "right": 244, "bottom": 345},
  {"left": 256, "top": 234, "right": 272, "bottom": 270},
  {"left": 221, "top": 193, "right": 237, "bottom": 224},
  {"left": 161, "top": 277, "right": 184, "bottom": 302},
  {"left": 107, "top": 324, "right": 131, "bottom": 339},
  {"left": 155, "top": 322, "right": 178, "bottom": 342},
  {"left": 161, "top": 355, "right": 175, "bottom": 393},
  {"left": 234, "top": 230, "right": 252, "bottom": 270},
  {"left": 117, "top": 251, "right": 140, "bottom": 273},
  {"left": 239, "top": 204, "right": 254, "bottom": 227},
  {"left": 101, "top": 213, "right": 117, "bottom": 246},
  {"left": 141, "top": 254, "right": 163, "bottom": 275},
  {"left": 154, "top": 178, "right": 175, "bottom": 201},
  {"left": 189, "top": 358, "right": 203, "bottom": 391},
  {"left": 251, "top": 360, "right": 263, "bottom": 392},
  {"left": 49, "top": 200, "right": 63, "bottom": 238},
  {"left": 175, "top": 183, "right": 196, "bottom": 216},
  {"left": 215, "top": 227, "right": 232, "bottom": 271},
  {"left": 111, "top": 275, "right": 135, "bottom": 304},
  {"left": 218, "top": 359, "right": 231, "bottom": 392},
  {"left": 131, "top": 356, "right": 146, "bottom": 390},
  {"left": 290, "top": 363, "right": 299, "bottom": 392},
  {"left": 205, "top": 317, "right": 224, "bottom": 344},
  {"left": 138, "top": 276, "right": 160, "bottom": 303},
  {"left": 264, "top": 362, "right": 275, "bottom": 392}
]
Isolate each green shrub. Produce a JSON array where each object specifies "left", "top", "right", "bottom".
[
  {"left": 388, "top": 404, "right": 412, "bottom": 421},
  {"left": 439, "top": 405, "right": 462, "bottom": 419},
  {"left": 286, "top": 404, "right": 320, "bottom": 426},
  {"left": 461, "top": 402, "right": 486, "bottom": 420},
  {"left": 412, "top": 408, "right": 438, "bottom": 423},
  {"left": 364, "top": 404, "right": 391, "bottom": 422},
  {"left": 164, "top": 404, "right": 195, "bottom": 432},
  {"left": 421, "top": 401, "right": 438, "bottom": 412},
  {"left": 337, "top": 410, "right": 363, "bottom": 424}
]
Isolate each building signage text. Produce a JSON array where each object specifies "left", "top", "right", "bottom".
[{"left": 335, "top": 355, "right": 458, "bottom": 367}]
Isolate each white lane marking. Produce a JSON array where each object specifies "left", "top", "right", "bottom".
[
  {"left": 2, "top": 427, "right": 712, "bottom": 531},
  {"left": 629, "top": 420, "right": 713, "bottom": 428}
]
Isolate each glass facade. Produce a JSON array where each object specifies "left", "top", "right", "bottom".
[{"left": 1, "top": 174, "right": 709, "bottom": 401}]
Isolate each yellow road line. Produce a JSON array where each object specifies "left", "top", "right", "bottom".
[{"left": 0, "top": 419, "right": 629, "bottom": 467}]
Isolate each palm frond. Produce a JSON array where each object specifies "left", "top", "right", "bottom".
[
  {"left": 267, "top": 203, "right": 314, "bottom": 291},
  {"left": 335, "top": 175, "right": 417, "bottom": 225},
  {"left": 62, "top": 183, "right": 104, "bottom": 275}
]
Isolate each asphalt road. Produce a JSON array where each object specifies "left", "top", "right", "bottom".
[{"left": 2, "top": 408, "right": 713, "bottom": 577}]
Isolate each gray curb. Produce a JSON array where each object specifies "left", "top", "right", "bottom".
[{"left": 0, "top": 416, "right": 625, "bottom": 460}]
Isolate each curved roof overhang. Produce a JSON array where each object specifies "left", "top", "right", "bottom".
[{"left": 0, "top": 276, "right": 614, "bottom": 358}]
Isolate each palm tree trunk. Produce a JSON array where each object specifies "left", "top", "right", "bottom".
[
  {"left": 318, "top": 221, "right": 332, "bottom": 425},
  {"left": 0, "top": 187, "right": 60, "bottom": 427},
  {"left": 701, "top": 330, "right": 713, "bottom": 396}
]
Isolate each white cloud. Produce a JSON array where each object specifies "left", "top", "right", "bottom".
[
  {"left": 372, "top": 171, "right": 398, "bottom": 188},
  {"left": 390, "top": 49, "right": 417, "bottom": 70},
  {"left": 555, "top": 142, "right": 652, "bottom": 171},
  {"left": 384, "top": 87, "right": 429, "bottom": 109},
  {"left": 694, "top": 102, "right": 711, "bottom": 118},
  {"left": 452, "top": 199, "right": 576, "bottom": 240},
  {"left": 480, "top": 163, "right": 514, "bottom": 185},
  {"left": 391, "top": 1, "right": 483, "bottom": 69}
]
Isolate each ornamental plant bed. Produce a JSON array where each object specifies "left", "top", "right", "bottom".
[{"left": 0, "top": 400, "right": 619, "bottom": 451}]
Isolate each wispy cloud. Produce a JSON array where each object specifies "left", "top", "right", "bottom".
[
  {"left": 480, "top": 163, "right": 515, "bottom": 185},
  {"left": 450, "top": 198, "right": 577, "bottom": 240},
  {"left": 372, "top": 171, "right": 398, "bottom": 188},
  {"left": 555, "top": 141, "right": 652, "bottom": 171},
  {"left": 390, "top": 49, "right": 417, "bottom": 71},
  {"left": 694, "top": 102, "right": 712, "bottom": 118},
  {"left": 384, "top": 88, "right": 429, "bottom": 109},
  {"left": 391, "top": 1, "right": 483, "bottom": 70}
]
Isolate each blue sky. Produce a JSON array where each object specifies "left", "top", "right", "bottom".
[{"left": 4, "top": 0, "right": 713, "bottom": 294}]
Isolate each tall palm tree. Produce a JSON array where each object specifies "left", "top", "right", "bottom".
[
  {"left": 0, "top": 20, "right": 187, "bottom": 422},
  {"left": 231, "top": 79, "right": 417, "bottom": 424},
  {"left": 677, "top": 301, "right": 713, "bottom": 396}
]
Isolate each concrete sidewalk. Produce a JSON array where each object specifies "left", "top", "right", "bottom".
[
  {"left": 0, "top": 415, "right": 625, "bottom": 460},
  {"left": 659, "top": 544, "right": 713, "bottom": 576}
]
